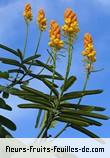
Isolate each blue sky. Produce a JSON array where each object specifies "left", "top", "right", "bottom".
[{"left": 0, "top": 0, "right": 110, "bottom": 138}]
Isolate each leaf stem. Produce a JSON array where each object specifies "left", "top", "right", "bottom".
[{"left": 23, "top": 22, "right": 29, "bottom": 58}]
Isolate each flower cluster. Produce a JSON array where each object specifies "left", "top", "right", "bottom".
[
  {"left": 23, "top": 4, "right": 97, "bottom": 64},
  {"left": 37, "top": 9, "right": 47, "bottom": 31},
  {"left": 23, "top": 3, "right": 33, "bottom": 22},
  {"left": 62, "top": 8, "right": 80, "bottom": 37},
  {"left": 48, "top": 20, "right": 64, "bottom": 50},
  {"left": 82, "top": 33, "right": 96, "bottom": 63}
]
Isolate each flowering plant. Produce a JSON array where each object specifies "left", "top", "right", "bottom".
[{"left": 0, "top": 4, "right": 109, "bottom": 138}]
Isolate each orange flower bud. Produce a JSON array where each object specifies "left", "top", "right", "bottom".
[
  {"left": 84, "top": 33, "right": 93, "bottom": 48},
  {"left": 62, "top": 8, "right": 80, "bottom": 36},
  {"left": 82, "top": 33, "right": 96, "bottom": 63},
  {"left": 23, "top": 3, "right": 33, "bottom": 22},
  {"left": 48, "top": 20, "right": 64, "bottom": 49},
  {"left": 37, "top": 9, "right": 47, "bottom": 31}
]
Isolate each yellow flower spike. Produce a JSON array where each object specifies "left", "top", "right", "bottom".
[
  {"left": 48, "top": 20, "right": 64, "bottom": 50},
  {"left": 37, "top": 9, "right": 47, "bottom": 31},
  {"left": 62, "top": 8, "right": 80, "bottom": 37},
  {"left": 23, "top": 3, "right": 33, "bottom": 22},
  {"left": 82, "top": 33, "right": 96, "bottom": 63},
  {"left": 84, "top": 33, "right": 93, "bottom": 48}
]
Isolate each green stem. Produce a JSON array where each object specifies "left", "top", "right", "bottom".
[
  {"left": 27, "top": 30, "right": 42, "bottom": 72},
  {"left": 53, "top": 37, "right": 73, "bottom": 138},
  {"left": 35, "top": 30, "right": 42, "bottom": 55},
  {"left": 52, "top": 39, "right": 72, "bottom": 141},
  {"left": 50, "top": 49, "right": 57, "bottom": 98},
  {"left": 23, "top": 22, "right": 29, "bottom": 58},
  {"left": 77, "top": 70, "right": 91, "bottom": 105},
  {"left": 60, "top": 36, "right": 72, "bottom": 97}
]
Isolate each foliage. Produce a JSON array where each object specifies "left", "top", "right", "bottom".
[{"left": 0, "top": 5, "right": 109, "bottom": 138}]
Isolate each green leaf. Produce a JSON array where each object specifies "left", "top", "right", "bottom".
[
  {"left": 23, "top": 54, "right": 41, "bottom": 63},
  {"left": 60, "top": 103, "right": 94, "bottom": 111},
  {"left": 0, "top": 115, "right": 16, "bottom": 131},
  {"left": 56, "top": 117, "right": 89, "bottom": 127},
  {"left": 2, "top": 92, "right": 9, "bottom": 99},
  {"left": 0, "top": 44, "right": 21, "bottom": 58},
  {"left": 8, "top": 69, "right": 24, "bottom": 74},
  {"left": 20, "top": 85, "right": 50, "bottom": 100},
  {"left": 0, "top": 98, "right": 12, "bottom": 111},
  {"left": 0, "top": 85, "right": 17, "bottom": 96},
  {"left": 22, "top": 81, "right": 29, "bottom": 86},
  {"left": 0, "top": 71, "right": 9, "bottom": 79},
  {"left": 32, "top": 74, "right": 63, "bottom": 80},
  {"left": 59, "top": 114, "right": 102, "bottom": 126},
  {"left": 17, "top": 49, "right": 23, "bottom": 61},
  {"left": 11, "top": 90, "right": 51, "bottom": 106},
  {"left": 29, "top": 74, "right": 59, "bottom": 88},
  {"left": 9, "top": 87, "right": 52, "bottom": 105},
  {"left": 60, "top": 103, "right": 106, "bottom": 111},
  {"left": 40, "top": 111, "right": 47, "bottom": 130},
  {"left": 44, "top": 80, "right": 57, "bottom": 88},
  {"left": 18, "top": 103, "right": 52, "bottom": 111},
  {"left": 71, "top": 125, "right": 100, "bottom": 138},
  {"left": 61, "top": 76, "right": 76, "bottom": 91},
  {"left": 61, "top": 89, "right": 103, "bottom": 101},
  {"left": 40, "top": 79, "right": 59, "bottom": 97},
  {"left": 27, "top": 60, "right": 63, "bottom": 79},
  {"left": 0, "top": 85, "right": 5, "bottom": 92},
  {"left": 61, "top": 109, "right": 110, "bottom": 120},
  {"left": 0, "top": 126, "right": 12, "bottom": 138},
  {"left": 36, "top": 60, "right": 63, "bottom": 79},
  {"left": 91, "top": 106, "right": 106, "bottom": 111},
  {"left": 35, "top": 109, "right": 42, "bottom": 128},
  {"left": 0, "top": 58, "right": 27, "bottom": 71}
]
